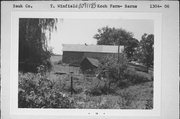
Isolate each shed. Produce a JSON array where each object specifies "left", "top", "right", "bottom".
[{"left": 80, "top": 57, "right": 100, "bottom": 73}]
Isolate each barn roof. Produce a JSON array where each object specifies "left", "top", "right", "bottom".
[
  {"left": 62, "top": 44, "right": 124, "bottom": 53},
  {"left": 84, "top": 57, "right": 100, "bottom": 68}
]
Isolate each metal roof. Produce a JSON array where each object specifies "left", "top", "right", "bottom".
[{"left": 62, "top": 44, "right": 124, "bottom": 53}]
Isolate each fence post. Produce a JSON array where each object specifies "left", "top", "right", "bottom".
[{"left": 70, "top": 72, "right": 74, "bottom": 95}]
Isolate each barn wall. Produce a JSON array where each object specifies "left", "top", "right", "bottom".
[
  {"left": 84, "top": 52, "right": 117, "bottom": 60},
  {"left": 62, "top": 51, "right": 84, "bottom": 65},
  {"left": 62, "top": 51, "right": 118, "bottom": 65}
]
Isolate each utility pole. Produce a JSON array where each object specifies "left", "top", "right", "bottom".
[
  {"left": 117, "top": 37, "right": 121, "bottom": 81},
  {"left": 118, "top": 44, "right": 120, "bottom": 81}
]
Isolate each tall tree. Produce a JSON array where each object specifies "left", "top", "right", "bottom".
[
  {"left": 93, "top": 26, "right": 139, "bottom": 60},
  {"left": 136, "top": 34, "right": 154, "bottom": 70},
  {"left": 19, "top": 18, "right": 58, "bottom": 72},
  {"left": 125, "top": 38, "right": 139, "bottom": 60}
]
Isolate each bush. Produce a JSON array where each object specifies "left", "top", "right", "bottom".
[
  {"left": 124, "top": 69, "right": 149, "bottom": 84},
  {"left": 87, "top": 79, "right": 106, "bottom": 96},
  {"left": 97, "top": 54, "right": 128, "bottom": 90},
  {"left": 145, "top": 99, "right": 153, "bottom": 109},
  {"left": 18, "top": 72, "right": 74, "bottom": 108},
  {"left": 118, "top": 79, "right": 130, "bottom": 88},
  {"left": 118, "top": 90, "right": 135, "bottom": 109},
  {"left": 88, "top": 85, "right": 109, "bottom": 96}
]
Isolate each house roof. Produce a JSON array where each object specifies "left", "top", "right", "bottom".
[
  {"left": 62, "top": 44, "right": 124, "bottom": 53},
  {"left": 82, "top": 57, "right": 100, "bottom": 68}
]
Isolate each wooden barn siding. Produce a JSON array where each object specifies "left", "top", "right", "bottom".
[
  {"left": 84, "top": 52, "right": 116, "bottom": 60},
  {"left": 62, "top": 51, "right": 84, "bottom": 65},
  {"left": 80, "top": 58, "right": 96, "bottom": 71},
  {"left": 62, "top": 51, "right": 117, "bottom": 65}
]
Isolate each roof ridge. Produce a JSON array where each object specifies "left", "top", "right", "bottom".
[{"left": 62, "top": 44, "right": 124, "bottom": 53}]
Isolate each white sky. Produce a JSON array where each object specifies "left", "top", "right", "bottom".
[{"left": 49, "top": 19, "right": 153, "bottom": 54}]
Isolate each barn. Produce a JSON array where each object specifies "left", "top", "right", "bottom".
[{"left": 62, "top": 44, "right": 124, "bottom": 66}]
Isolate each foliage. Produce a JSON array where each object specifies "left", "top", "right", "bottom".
[
  {"left": 135, "top": 34, "right": 154, "bottom": 69},
  {"left": 18, "top": 57, "right": 153, "bottom": 109},
  {"left": 18, "top": 70, "right": 153, "bottom": 109},
  {"left": 124, "top": 68, "right": 150, "bottom": 85},
  {"left": 97, "top": 53, "right": 128, "bottom": 90},
  {"left": 19, "top": 18, "right": 58, "bottom": 73},
  {"left": 72, "top": 82, "right": 153, "bottom": 109},
  {"left": 94, "top": 26, "right": 133, "bottom": 45},
  {"left": 93, "top": 26, "right": 139, "bottom": 60},
  {"left": 18, "top": 72, "right": 74, "bottom": 108},
  {"left": 125, "top": 38, "right": 139, "bottom": 60},
  {"left": 88, "top": 80, "right": 109, "bottom": 96},
  {"left": 145, "top": 98, "right": 153, "bottom": 109},
  {"left": 118, "top": 89, "right": 136, "bottom": 109}
]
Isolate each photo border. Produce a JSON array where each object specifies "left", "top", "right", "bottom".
[{"left": 10, "top": 11, "right": 162, "bottom": 117}]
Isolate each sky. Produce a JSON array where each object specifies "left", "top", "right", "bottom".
[{"left": 49, "top": 19, "right": 153, "bottom": 54}]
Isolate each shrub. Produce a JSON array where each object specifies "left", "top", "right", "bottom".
[
  {"left": 145, "top": 99, "right": 153, "bottom": 109},
  {"left": 88, "top": 85, "right": 108, "bottom": 96},
  {"left": 87, "top": 79, "right": 106, "bottom": 96},
  {"left": 98, "top": 97, "right": 117, "bottom": 109},
  {"left": 118, "top": 90, "right": 135, "bottom": 109},
  {"left": 18, "top": 72, "right": 74, "bottom": 108},
  {"left": 124, "top": 69, "right": 149, "bottom": 85},
  {"left": 97, "top": 54, "right": 128, "bottom": 90},
  {"left": 118, "top": 79, "right": 130, "bottom": 88}
]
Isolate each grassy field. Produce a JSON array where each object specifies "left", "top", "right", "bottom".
[
  {"left": 47, "top": 68, "right": 153, "bottom": 109},
  {"left": 54, "top": 76, "right": 153, "bottom": 109},
  {"left": 46, "top": 55, "right": 153, "bottom": 109},
  {"left": 18, "top": 55, "right": 153, "bottom": 109}
]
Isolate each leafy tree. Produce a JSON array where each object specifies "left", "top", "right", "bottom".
[
  {"left": 125, "top": 38, "right": 139, "bottom": 60},
  {"left": 19, "top": 18, "right": 58, "bottom": 72},
  {"left": 97, "top": 54, "right": 128, "bottom": 90},
  {"left": 93, "top": 26, "right": 139, "bottom": 60},
  {"left": 136, "top": 34, "right": 154, "bottom": 70}
]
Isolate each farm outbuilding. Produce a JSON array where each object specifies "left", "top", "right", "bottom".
[
  {"left": 62, "top": 44, "right": 124, "bottom": 66},
  {"left": 80, "top": 57, "right": 100, "bottom": 73}
]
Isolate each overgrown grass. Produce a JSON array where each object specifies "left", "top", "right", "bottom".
[
  {"left": 18, "top": 57, "right": 153, "bottom": 109},
  {"left": 18, "top": 70, "right": 153, "bottom": 109}
]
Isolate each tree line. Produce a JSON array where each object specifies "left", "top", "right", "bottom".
[
  {"left": 94, "top": 26, "right": 154, "bottom": 70},
  {"left": 93, "top": 26, "right": 154, "bottom": 91}
]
